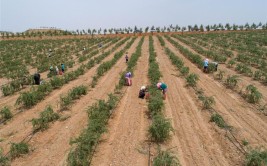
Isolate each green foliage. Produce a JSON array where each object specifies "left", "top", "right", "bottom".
[
  {"left": 31, "top": 106, "right": 59, "bottom": 132},
  {"left": 153, "top": 148, "right": 180, "bottom": 166},
  {"left": 242, "top": 140, "right": 249, "bottom": 146},
  {"left": 235, "top": 63, "right": 253, "bottom": 76},
  {"left": 210, "top": 113, "right": 227, "bottom": 128},
  {"left": 186, "top": 73, "right": 199, "bottom": 87},
  {"left": 67, "top": 94, "right": 118, "bottom": 166},
  {"left": 227, "top": 59, "right": 236, "bottom": 68},
  {"left": 225, "top": 75, "right": 239, "bottom": 89},
  {"left": 50, "top": 76, "right": 64, "bottom": 89},
  {"left": 180, "top": 66, "right": 189, "bottom": 76},
  {"left": 149, "top": 114, "right": 173, "bottom": 142},
  {"left": 10, "top": 142, "right": 29, "bottom": 160},
  {"left": 244, "top": 85, "right": 262, "bottom": 103},
  {"left": 199, "top": 95, "right": 215, "bottom": 109},
  {"left": 0, "top": 148, "right": 8, "bottom": 165},
  {"left": 157, "top": 35, "right": 165, "bottom": 46},
  {"left": 215, "top": 70, "right": 225, "bottom": 80},
  {"left": 69, "top": 85, "right": 87, "bottom": 100},
  {"left": 148, "top": 91, "right": 164, "bottom": 116},
  {"left": 0, "top": 106, "right": 13, "bottom": 121},
  {"left": 245, "top": 148, "right": 267, "bottom": 166}
]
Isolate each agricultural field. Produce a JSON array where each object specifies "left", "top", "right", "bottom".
[{"left": 0, "top": 31, "right": 267, "bottom": 166}]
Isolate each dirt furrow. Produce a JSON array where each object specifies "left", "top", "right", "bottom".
[
  {"left": 163, "top": 37, "right": 267, "bottom": 148},
  {"left": 10, "top": 37, "right": 140, "bottom": 166},
  {"left": 154, "top": 36, "right": 236, "bottom": 166},
  {"left": 91, "top": 36, "right": 150, "bottom": 166},
  {"left": 0, "top": 38, "right": 121, "bottom": 107},
  {"left": 174, "top": 36, "right": 267, "bottom": 105},
  {"left": 0, "top": 38, "right": 138, "bottom": 153}
]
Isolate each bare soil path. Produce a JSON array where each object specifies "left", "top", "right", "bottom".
[
  {"left": 9, "top": 37, "right": 140, "bottom": 166},
  {"left": 91, "top": 36, "right": 150, "bottom": 166},
  {"left": 163, "top": 36, "right": 267, "bottom": 150},
  {"left": 175, "top": 36, "right": 267, "bottom": 106},
  {"left": 0, "top": 38, "right": 138, "bottom": 154},
  {"left": 153, "top": 36, "right": 240, "bottom": 166}
]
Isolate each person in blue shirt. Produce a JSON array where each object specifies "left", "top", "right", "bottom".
[
  {"left": 157, "top": 82, "right": 168, "bottom": 100},
  {"left": 61, "top": 63, "right": 65, "bottom": 73},
  {"left": 203, "top": 58, "right": 209, "bottom": 73}
]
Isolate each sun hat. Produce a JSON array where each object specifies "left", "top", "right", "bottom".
[
  {"left": 157, "top": 82, "right": 162, "bottom": 88},
  {"left": 141, "top": 86, "right": 146, "bottom": 90}
]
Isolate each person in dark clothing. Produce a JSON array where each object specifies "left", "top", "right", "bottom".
[
  {"left": 139, "top": 86, "right": 149, "bottom": 99},
  {"left": 125, "top": 53, "right": 129, "bottom": 63},
  {"left": 33, "top": 73, "right": 41, "bottom": 85},
  {"left": 61, "top": 63, "right": 65, "bottom": 73}
]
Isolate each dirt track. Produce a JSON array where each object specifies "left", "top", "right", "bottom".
[{"left": 91, "top": 36, "right": 150, "bottom": 166}]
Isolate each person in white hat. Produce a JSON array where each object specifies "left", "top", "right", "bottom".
[{"left": 139, "top": 85, "right": 149, "bottom": 99}]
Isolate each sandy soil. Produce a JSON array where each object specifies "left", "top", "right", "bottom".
[
  {"left": 0, "top": 35, "right": 266, "bottom": 166},
  {"left": 7, "top": 38, "right": 140, "bottom": 166},
  {"left": 91, "top": 36, "right": 150, "bottom": 166}
]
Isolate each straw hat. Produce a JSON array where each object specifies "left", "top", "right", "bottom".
[{"left": 140, "top": 86, "right": 146, "bottom": 90}]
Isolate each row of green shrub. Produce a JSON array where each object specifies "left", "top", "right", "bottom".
[
  {"left": 91, "top": 37, "right": 136, "bottom": 87},
  {"left": 15, "top": 38, "right": 129, "bottom": 108},
  {"left": 162, "top": 36, "right": 266, "bottom": 165},
  {"left": 67, "top": 94, "right": 118, "bottom": 165},
  {"left": 149, "top": 36, "right": 179, "bottom": 165},
  {"left": 60, "top": 85, "right": 87, "bottom": 111},
  {"left": 174, "top": 35, "right": 227, "bottom": 62}
]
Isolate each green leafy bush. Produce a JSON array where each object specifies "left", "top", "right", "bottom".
[
  {"left": 10, "top": 142, "right": 29, "bottom": 160},
  {"left": 0, "top": 106, "right": 13, "bottom": 121},
  {"left": 31, "top": 106, "right": 59, "bottom": 132},
  {"left": 225, "top": 75, "right": 239, "bottom": 89},
  {"left": 244, "top": 85, "right": 262, "bottom": 103},
  {"left": 153, "top": 148, "right": 180, "bottom": 166},
  {"left": 186, "top": 73, "right": 199, "bottom": 87},
  {"left": 149, "top": 115, "right": 173, "bottom": 142},
  {"left": 210, "top": 113, "right": 227, "bottom": 128},
  {"left": 245, "top": 148, "right": 267, "bottom": 166}
]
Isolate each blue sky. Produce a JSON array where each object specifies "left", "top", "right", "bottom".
[{"left": 1, "top": 0, "right": 266, "bottom": 32}]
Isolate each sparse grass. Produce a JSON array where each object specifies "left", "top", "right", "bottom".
[
  {"left": 149, "top": 114, "right": 173, "bottom": 143},
  {"left": 245, "top": 148, "right": 267, "bottom": 166},
  {"left": 0, "top": 107, "right": 13, "bottom": 121},
  {"left": 215, "top": 70, "right": 225, "bottom": 80},
  {"left": 10, "top": 142, "right": 29, "bottom": 160},
  {"left": 186, "top": 73, "right": 199, "bottom": 87},
  {"left": 0, "top": 148, "right": 8, "bottom": 166},
  {"left": 153, "top": 148, "right": 180, "bottom": 166},
  {"left": 31, "top": 106, "right": 59, "bottom": 132},
  {"left": 225, "top": 75, "right": 239, "bottom": 89},
  {"left": 210, "top": 113, "right": 227, "bottom": 128},
  {"left": 180, "top": 66, "right": 189, "bottom": 76},
  {"left": 242, "top": 139, "right": 249, "bottom": 146},
  {"left": 244, "top": 85, "right": 262, "bottom": 104},
  {"left": 199, "top": 95, "right": 215, "bottom": 109}
]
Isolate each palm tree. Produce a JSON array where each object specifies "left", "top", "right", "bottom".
[
  {"left": 199, "top": 25, "right": 204, "bottom": 32},
  {"left": 239, "top": 25, "right": 244, "bottom": 31},
  {"left": 225, "top": 23, "right": 231, "bottom": 31},
  {"left": 88, "top": 29, "right": 91, "bottom": 35},
  {"left": 232, "top": 24, "right": 238, "bottom": 31},
  {"left": 245, "top": 23, "right": 250, "bottom": 30},
  {"left": 92, "top": 29, "right": 96, "bottom": 37},
  {"left": 193, "top": 24, "right": 199, "bottom": 31},
  {"left": 108, "top": 28, "right": 113, "bottom": 34}
]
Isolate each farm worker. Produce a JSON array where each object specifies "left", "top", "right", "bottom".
[
  {"left": 125, "top": 72, "right": 132, "bottom": 86},
  {"left": 55, "top": 66, "right": 59, "bottom": 75},
  {"left": 139, "top": 85, "right": 149, "bottom": 99},
  {"left": 125, "top": 53, "right": 129, "bottom": 63},
  {"left": 33, "top": 73, "right": 41, "bottom": 85},
  {"left": 157, "top": 82, "right": 168, "bottom": 100},
  {"left": 203, "top": 58, "right": 209, "bottom": 73},
  {"left": 50, "top": 65, "right": 53, "bottom": 72},
  {"left": 211, "top": 61, "right": 218, "bottom": 71},
  {"left": 61, "top": 63, "right": 65, "bottom": 73}
]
